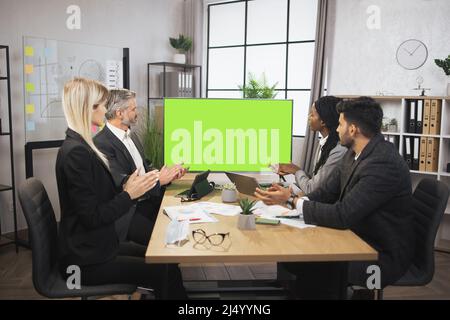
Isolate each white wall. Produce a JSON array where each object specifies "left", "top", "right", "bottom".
[
  {"left": 0, "top": 0, "right": 186, "bottom": 233},
  {"left": 326, "top": 0, "right": 450, "bottom": 96}
]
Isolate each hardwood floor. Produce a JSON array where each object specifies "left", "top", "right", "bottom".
[{"left": 1, "top": 238, "right": 449, "bottom": 300}]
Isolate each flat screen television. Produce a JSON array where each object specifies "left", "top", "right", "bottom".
[{"left": 164, "top": 98, "right": 293, "bottom": 172}]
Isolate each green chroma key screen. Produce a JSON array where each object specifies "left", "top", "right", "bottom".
[{"left": 164, "top": 98, "right": 292, "bottom": 172}]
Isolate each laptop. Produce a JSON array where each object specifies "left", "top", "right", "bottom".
[{"left": 225, "top": 172, "right": 272, "bottom": 196}]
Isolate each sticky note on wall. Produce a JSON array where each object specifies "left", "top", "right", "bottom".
[
  {"left": 26, "top": 121, "right": 36, "bottom": 131},
  {"left": 25, "top": 82, "right": 35, "bottom": 93},
  {"left": 24, "top": 64, "right": 33, "bottom": 74},
  {"left": 24, "top": 46, "right": 34, "bottom": 56},
  {"left": 26, "top": 104, "right": 35, "bottom": 114}
]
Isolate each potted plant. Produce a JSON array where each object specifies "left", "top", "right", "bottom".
[
  {"left": 388, "top": 118, "right": 398, "bottom": 132},
  {"left": 237, "top": 198, "right": 257, "bottom": 230},
  {"left": 137, "top": 110, "right": 164, "bottom": 170},
  {"left": 434, "top": 55, "right": 450, "bottom": 96},
  {"left": 221, "top": 183, "right": 237, "bottom": 203},
  {"left": 169, "top": 34, "right": 192, "bottom": 64},
  {"left": 238, "top": 72, "right": 278, "bottom": 99}
]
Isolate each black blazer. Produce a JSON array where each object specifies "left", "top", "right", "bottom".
[
  {"left": 56, "top": 129, "right": 134, "bottom": 269},
  {"left": 93, "top": 125, "right": 161, "bottom": 197},
  {"left": 303, "top": 134, "right": 415, "bottom": 287}
]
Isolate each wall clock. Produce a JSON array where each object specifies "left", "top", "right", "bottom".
[{"left": 396, "top": 39, "right": 428, "bottom": 70}]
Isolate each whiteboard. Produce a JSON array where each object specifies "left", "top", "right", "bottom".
[{"left": 23, "top": 36, "right": 124, "bottom": 142}]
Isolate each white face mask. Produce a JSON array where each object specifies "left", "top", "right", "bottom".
[{"left": 165, "top": 219, "right": 189, "bottom": 246}]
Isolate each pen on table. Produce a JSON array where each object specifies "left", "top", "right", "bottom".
[
  {"left": 177, "top": 217, "right": 201, "bottom": 222},
  {"left": 275, "top": 215, "right": 300, "bottom": 219}
]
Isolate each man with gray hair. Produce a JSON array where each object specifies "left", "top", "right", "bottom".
[{"left": 94, "top": 88, "right": 186, "bottom": 247}]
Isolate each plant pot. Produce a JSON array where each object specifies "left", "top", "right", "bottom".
[
  {"left": 173, "top": 53, "right": 186, "bottom": 64},
  {"left": 237, "top": 214, "right": 256, "bottom": 230},
  {"left": 221, "top": 189, "right": 237, "bottom": 203}
]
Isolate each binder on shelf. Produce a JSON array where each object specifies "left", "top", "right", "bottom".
[
  {"left": 404, "top": 137, "right": 412, "bottom": 169},
  {"left": 415, "top": 99, "right": 423, "bottom": 134},
  {"left": 179, "top": 72, "right": 184, "bottom": 97},
  {"left": 159, "top": 71, "right": 183, "bottom": 97},
  {"left": 183, "top": 72, "right": 187, "bottom": 97},
  {"left": 408, "top": 100, "right": 416, "bottom": 133},
  {"left": 429, "top": 99, "right": 442, "bottom": 135},
  {"left": 412, "top": 137, "right": 419, "bottom": 170},
  {"left": 423, "top": 99, "right": 431, "bottom": 134},
  {"left": 158, "top": 70, "right": 197, "bottom": 98},
  {"left": 419, "top": 137, "right": 427, "bottom": 172},
  {"left": 187, "top": 72, "right": 193, "bottom": 97},
  {"left": 425, "top": 137, "right": 439, "bottom": 172}
]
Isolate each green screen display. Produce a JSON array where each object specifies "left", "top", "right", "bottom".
[{"left": 164, "top": 98, "right": 292, "bottom": 172}]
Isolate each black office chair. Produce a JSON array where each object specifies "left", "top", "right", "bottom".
[
  {"left": 378, "top": 178, "right": 450, "bottom": 299},
  {"left": 18, "top": 178, "right": 137, "bottom": 299}
]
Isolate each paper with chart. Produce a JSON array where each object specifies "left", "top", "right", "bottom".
[
  {"left": 163, "top": 203, "right": 219, "bottom": 224},
  {"left": 194, "top": 202, "right": 242, "bottom": 216},
  {"left": 253, "top": 201, "right": 315, "bottom": 229}
]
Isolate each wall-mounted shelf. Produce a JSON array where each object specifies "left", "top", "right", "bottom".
[{"left": 0, "top": 45, "right": 18, "bottom": 251}]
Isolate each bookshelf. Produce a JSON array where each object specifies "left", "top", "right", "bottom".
[
  {"left": 146, "top": 61, "right": 202, "bottom": 127},
  {"left": 0, "top": 45, "right": 18, "bottom": 251},
  {"left": 338, "top": 95, "right": 450, "bottom": 252}
]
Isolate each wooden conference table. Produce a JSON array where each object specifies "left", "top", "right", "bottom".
[{"left": 145, "top": 173, "right": 378, "bottom": 298}]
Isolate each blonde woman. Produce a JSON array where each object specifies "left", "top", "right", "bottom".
[{"left": 56, "top": 78, "right": 186, "bottom": 299}]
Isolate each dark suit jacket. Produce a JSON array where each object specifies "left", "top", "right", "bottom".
[
  {"left": 93, "top": 125, "right": 164, "bottom": 241},
  {"left": 56, "top": 129, "right": 134, "bottom": 269},
  {"left": 303, "top": 134, "right": 414, "bottom": 287},
  {"left": 93, "top": 125, "right": 161, "bottom": 196}
]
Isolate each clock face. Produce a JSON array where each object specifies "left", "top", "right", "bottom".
[{"left": 396, "top": 39, "right": 428, "bottom": 70}]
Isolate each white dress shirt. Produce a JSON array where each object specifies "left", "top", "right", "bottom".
[
  {"left": 315, "top": 134, "right": 328, "bottom": 163},
  {"left": 106, "top": 122, "right": 145, "bottom": 176}
]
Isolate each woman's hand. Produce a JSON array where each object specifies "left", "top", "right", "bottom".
[
  {"left": 173, "top": 163, "right": 188, "bottom": 180},
  {"left": 159, "top": 165, "right": 180, "bottom": 186},
  {"left": 278, "top": 163, "right": 301, "bottom": 175},
  {"left": 124, "top": 169, "right": 160, "bottom": 200},
  {"left": 254, "top": 183, "right": 292, "bottom": 206}
]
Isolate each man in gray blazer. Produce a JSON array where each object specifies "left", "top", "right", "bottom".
[{"left": 257, "top": 97, "right": 414, "bottom": 299}]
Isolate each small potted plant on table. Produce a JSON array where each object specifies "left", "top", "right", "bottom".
[
  {"left": 221, "top": 183, "right": 237, "bottom": 203},
  {"left": 237, "top": 198, "right": 257, "bottom": 230}
]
